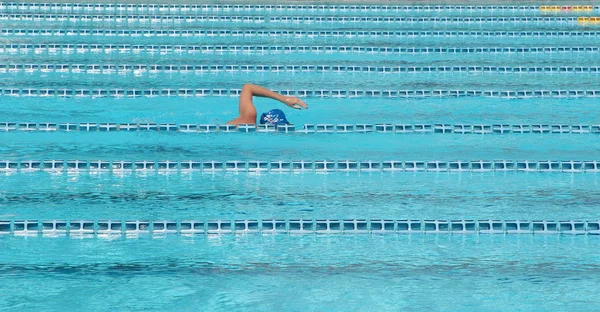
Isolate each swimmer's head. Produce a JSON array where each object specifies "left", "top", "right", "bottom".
[{"left": 260, "top": 109, "right": 289, "bottom": 125}]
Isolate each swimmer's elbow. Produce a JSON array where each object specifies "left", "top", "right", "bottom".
[{"left": 242, "top": 83, "right": 255, "bottom": 92}]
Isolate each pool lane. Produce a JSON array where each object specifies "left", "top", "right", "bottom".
[
  {"left": 0, "top": 234, "right": 598, "bottom": 311},
  {"left": 4, "top": 72, "right": 600, "bottom": 91},
  {"left": 1, "top": 97, "right": 599, "bottom": 125},
  {"left": 0, "top": 14, "right": 584, "bottom": 29},
  {"left": 1, "top": 130, "right": 599, "bottom": 160},
  {"left": 1, "top": 171, "right": 599, "bottom": 220},
  {"left": 3, "top": 29, "right": 600, "bottom": 46},
  {"left": 2, "top": 45, "right": 599, "bottom": 65}
]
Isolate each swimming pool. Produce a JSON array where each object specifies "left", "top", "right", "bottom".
[{"left": 1, "top": 1, "right": 600, "bottom": 311}]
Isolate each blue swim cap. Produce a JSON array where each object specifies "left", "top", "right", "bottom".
[{"left": 260, "top": 109, "right": 289, "bottom": 125}]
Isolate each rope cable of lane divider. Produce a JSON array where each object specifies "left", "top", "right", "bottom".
[
  {"left": 0, "top": 1, "right": 600, "bottom": 12},
  {"left": 1, "top": 219, "right": 598, "bottom": 235},
  {"left": 3, "top": 64, "right": 600, "bottom": 75},
  {"left": 0, "top": 14, "right": 583, "bottom": 24},
  {"left": 5, "top": 3, "right": 596, "bottom": 13},
  {"left": 2, "top": 123, "right": 600, "bottom": 134},
  {"left": 1, "top": 160, "right": 599, "bottom": 173},
  {"left": 2, "top": 5, "right": 599, "bottom": 17},
  {"left": 1, "top": 88, "right": 599, "bottom": 98},
  {"left": 3, "top": 44, "right": 600, "bottom": 55},
  {"left": 4, "top": 29, "right": 600, "bottom": 39}
]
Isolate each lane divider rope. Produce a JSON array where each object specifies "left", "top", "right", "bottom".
[
  {"left": 3, "top": 44, "right": 599, "bottom": 55},
  {"left": 3, "top": 64, "right": 600, "bottom": 75},
  {"left": 1, "top": 88, "right": 599, "bottom": 98},
  {"left": 2, "top": 122, "right": 600, "bottom": 134},
  {"left": 1, "top": 219, "right": 597, "bottom": 236},
  {"left": 0, "top": 14, "right": 582, "bottom": 24},
  {"left": 1, "top": 160, "right": 599, "bottom": 173},
  {"left": 4, "top": 29, "right": 600, "bottom": 39},
  {"left": 4, "top": 3, "right": 597, "bottom": 13},
  {"left": 541, "top": 5, "right": 595, "bottom": 12},
  {"left": 578, "top": 16, "right": 600, "bottom": 23}
]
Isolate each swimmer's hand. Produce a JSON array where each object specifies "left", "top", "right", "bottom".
[{"left": 283, "top": 96, "right": 308, "bottom": 110}]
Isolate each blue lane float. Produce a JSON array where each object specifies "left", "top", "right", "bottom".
[
  {"left": 0, "top": 14, "right": 582, "bottom": 24},
  {"left": 0, "top": 219, "right": 598, "bottom": 236},
  {"left": 3, "top": 2, "right": 597, "bottom": 14},
  {"left": 3, "top": 63, "right": 600, "bottom": 75},
  {"left": 1, "top": 88, "right": 600, "bottom": 98},
  {"left": 2, "top": 44, "right": 599, "bottom": 56},
  {"left": 0, "top": 159, "right": 599, "bottom": 173},
  {"left": 1, "top": 122, "right": 600, "bottom": 134},
  {"left": 3, "top": 29, "right": 600, "bottom": 39}
]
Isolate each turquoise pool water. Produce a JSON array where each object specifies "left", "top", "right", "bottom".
[
  {"left": 1, "top": 2, "right": 600, "bottom": 311},
  {"left": 2, "top": 235, "right": 599, "bottom": 311}
]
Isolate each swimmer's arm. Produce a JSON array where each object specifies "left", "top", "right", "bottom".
[
  {"left": 243, "top": 84, "right": 308, "bottom": 110},
  {"left": 227, "top": 84, "right": 308, "bottom": 125}
]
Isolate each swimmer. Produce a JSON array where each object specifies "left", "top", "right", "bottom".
[{"left": 227, "top": 84, "right": 308, "bottom": 125}]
